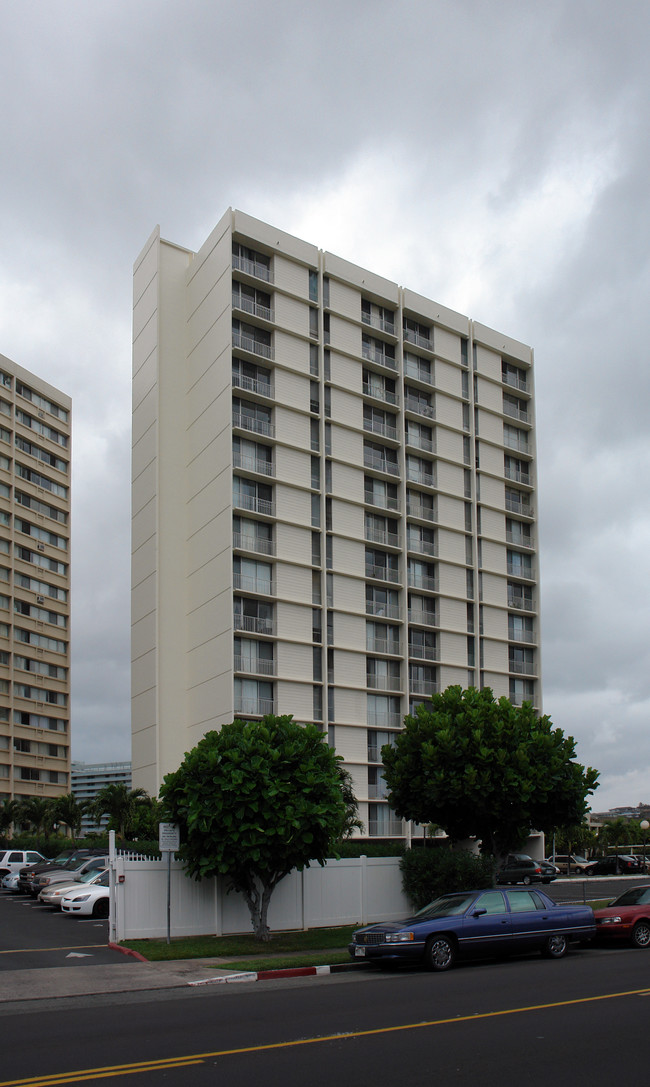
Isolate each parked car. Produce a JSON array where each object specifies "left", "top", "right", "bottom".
[
  {"left": 349, "top": 887, "right": 596, "bottom": 971},
  {"left": 589, "top": 855, "right": 643, "bottom": 876},
  {"left": 496, "top": 854, "right": 549, "bottom": 885},
  {"left": 17, "top": 849, "right": 102, "bottom": 895},
  {"left": 545, "top": 854, "right": 596, "bottom": 875},
  {"left": 31, "top": 855, "right": 107, "bottom": 898},
  {"left": 1, "top": 871, "right": 21, "bottom": 892},
  {"left": 538, "top": 859, "right": 559, "bottom": 881},
  {"left": 0, "top": 849, "right": 46, "bottom": 877},
  {"left": 61, "top": 870, "right": 110, "bottom": 918},
  {"left": 593, "top": 885, "right": 650, "bottom": 947},
  {"left": 39, "top": 867, "right": 108, "bottom": 909}
]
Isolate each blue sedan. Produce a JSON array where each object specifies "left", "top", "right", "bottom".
[{"left": 349, "top": 888, "right": 595, "bottom": 971}]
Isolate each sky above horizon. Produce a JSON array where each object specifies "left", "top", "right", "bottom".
[{"left": 1, "top": 0, "right": 649, "bottom": 812}]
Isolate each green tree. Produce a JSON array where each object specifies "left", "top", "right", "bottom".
[
  {"left": 382, "top": 686, "right": 599, "bottom": 858},
  {"left": 0, "top": 799, "right": 20, "bottom": 837},
  {"left": 337, "top": 766, "right": 364, "bottom": 840},
  {"left": 17, "top": 797, "right": 56, "bottom": 838},
  {"left": 52, "top": 793, "right": 90, "bottom": 843},
  {"left": 160, "top": 715, "right": 347, "bottom": 940},
  {"left": 92, "top": 783, "right": 149, "bottom": 839}
]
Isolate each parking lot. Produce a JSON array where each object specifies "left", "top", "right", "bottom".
[{"left": 0, "top": 884, "right": 128, "bottom": 971}]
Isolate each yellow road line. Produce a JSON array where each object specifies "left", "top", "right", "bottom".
[
  {"left": 1, "top": 985, "right": 649, "bottom": 1087},
  {"left": 0, "top": 946, "right": 106, "bottom": 956}
]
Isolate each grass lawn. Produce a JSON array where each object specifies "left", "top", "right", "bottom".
[{"left": 120, "top": 925, "right": 358, "bottom": 962}]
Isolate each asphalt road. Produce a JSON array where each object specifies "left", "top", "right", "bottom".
[
  {"left": 0, "top": 889, "right": 125, "bottom": 970},
  {"left": 0, "top": 938, "right": 649, "bottom": 1086}
]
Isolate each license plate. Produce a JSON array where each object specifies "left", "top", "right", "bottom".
[{"left": 355, "top": 946, "right": 366, "bottom": 957}]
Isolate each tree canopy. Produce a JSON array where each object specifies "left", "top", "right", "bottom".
[
  {"left": 381, "top": 686, "right": 599, "bottom": 857},
  {"left": 159, "top": 715, "right": 347, "bottom": 939}
]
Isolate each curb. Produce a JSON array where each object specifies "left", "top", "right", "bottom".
[
  {"left": 108, "top": 941, "right": 149, "bottom": 963},
  {"left": 188, "top": 961, "right": 369, "bottom": 987}
]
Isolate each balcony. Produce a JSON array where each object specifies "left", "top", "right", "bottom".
[
  {"left": 232, "top": 329, "right": 274, "bottom": 361},
  {"left": 232, "top": 532, "right": 275, "bottom": 556},
  {"left": 407, "top": 471, "right": 435, "bottom": 489},
  {"left": 507, "top": 563, "right": 533, "bottom": 580},
  {"left": 505, "top": 496, "right": 534, "bottom": 518},
  {"left": 406, "top": 502, "right": 437, "bottom": 523},
  {"left": 364, "top": 452, "right": 400, "bottom": 476},
  {"left": 502, "top": 371, "right": 528, "bottom": 393},
  {"left": 409, "top": 678, "right": 439, "bottom": 695},
  {"left": 407, "top": 538, "right": 437, "bottom": 558},
  {"left": 368, "top": 817, "right": 404, "bottom": 837},
  {"left": 363, "top": 418, "right": 398, "bottom": 442},
  {"left": 408, "top": 609, "right": 437, "bottom": 627},
  {"left": 362, "top": 311, "right": 395, "bottom": 335},
  {"left": 233, "top": 655, "right": 276, "bottom": 676},
  {"left": 504, "top": 434, "right": 530, "bottom": 455},
  {"left": 506, "top": 531, "right": 535, "bottom": 549},
  {"left": 361, "top": 342, "right": 397, "bottom": 371},
  {"left": 367, "top": 638, "right": 401, "bottom": 655},
  {"left": 366, "top": 674, "right": 401, "bottom": 691},
  {"left": 408, "top": 572, "right": 438, "bottom": 593},
  {"left": 233, "top": 573, "right": 274, "bottom": 595},
  {"left": 233, "top": 493, "right": 275, "bottom": 517},
  {"left": 232, "top": 292, "right": 274, "bottom": 323},
  {"left": 366, "top": 713, "right": 402, "bottom": 732},
  {"left": 365, "top": 563, "right": 400, "bottom": 584},
  {"left": 503, "top": 401, "right": 529, "bottom": 424},
  {"left": 367, "top": 782, "right": 390, "bottom": 799},
  {"left": 234, "top": 697, "right": 275, "bottom": 716},
  {"left": 504, "top": 465, "right": 531, "bottom": 486},
  {"left": 403, "top": 328, "right": 432, "bottom": 351},
  {"left": 408, "top": 642, "right": 439, "bottom": 661},
  {"left": 365, "top": 601, "right": 401, "bottom": 621},
  {"left": 364, "top": 491, "right": 400, "bottom": 513},
  {"left": 509, "top": 660, "right": 536, "bottom": 676},
  {"left": 232, "top": 254, "right": 272, "bottom": 283},
  {"left": 508, "top": 628, "right": 535, "bottom": 644},
  {"left": 362, "top": 380, "right": 399, "bottom": 406},
  {"left": 365, "top": 526, "right": 400, "bottom": 548},
  {"left": 233, "top": 452, "right": 275, "bottom": 477},
  {"left": 232, "top": 372, "right": 273, "bottom": 399},
  {"left": 509, "top": 692, "right": 536, "bottom": 708},
  {"left": 404, "top": 397, "right": 435, "bottom": 419},
  {"left": 507, "top": 595, "right": 535, "bottom": 612},
  {"left": 404, "top": 358, "right": 433, "bottom": 385},
  {"left": 232, "top": 412, "right": 275, "bottom": 439},
  {"left": 405, "top": 433, "right": 435, "bottom": 454},
  {"left": 234, "top": 613, "right": 276, "bottom": 636}
]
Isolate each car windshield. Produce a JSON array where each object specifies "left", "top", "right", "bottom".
[
  {"left": 79, "top": 869, "right": 102, "bottom": 884},
  {"left": 613, "top": 887, "right": 650, "bottom": 906},
  {"left": 413, "top": 894, "right": 476, "bottom": 919}
]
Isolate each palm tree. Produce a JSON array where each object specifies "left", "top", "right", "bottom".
[
  {"left": 92, "top": 784, "right": 149, "bottom": 839},
  {"left": 17, "top": 797, "right": 56, "bottom": 838},
  {"left": 0, "top": 798, "right": 20, "bottom": 837},
  {"left": 52, "top": 793, "right": 90, "bottom": 844}
]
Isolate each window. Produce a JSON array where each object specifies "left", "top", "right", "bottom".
[
  {"left": 407, "top": 524, "right": 436, "bottom": 556},
  {"left": 502, "top": 361, "right": 527, "bottom": 392},
  {"left": 14, "top": 435, "right": 67, "bottom": 473},
  {"left": 365, "top": 548, "right": 399, "bottom": 583},
  {"left": 407, "top": 559, "right": 437, "bottom": 592},
  {"left": 366, "top": 621, "right": 400, "bottom": 655},
  {"left": 365, "top": 512, "right": 399, "bottom": 547},
  {"left": 232, "top": 397, "right": 273, "bottom": 438},
  {"left": 508, "top": 614, "right": 534, "bottom": 642},
  {"left": 310, "top": 381, "right": 320, "bottom": 414},
  {"left": 403, "top": 316, "right": 431, "bottom": 349},
  {"left": 232, "top": 319, "right": 273, "bottom": 359},
  {"left": 232, "top": 241, "right": 271, "bottom": 282},
  {"left": 509, "top": 677, "right": 535, "bottom": 705},
  {"left": 406, "top": 455, "right": 435, "bottom": 487},
  {"left": 15, "top": 381, "right": 68, "bottom": 421},
  {"left": 309, "top": 270, "right": 318, "bottom": 302},
  {"left": 232, "top": 358, "right": 272, "bottom": 398},
  {"left": 367, "top": 695, "right": 401, "bottom": 730},
  {"left": 405, "top": 420, "right": 433, "bottom": 452},
  {"left": 309, "top": 343, "right": 319, "bottom": 376},
  {"left": 507, "top": 550, "right": 533, "bottom": 579},
  {"left": 234, "top": 637, "right": 274, "bottom": 675},
  {"left": 363, "top": 404, "right": 397, "bottom": 441},
  {"left": 406, "top": 489, "right": 436, "bottom": 522},
  {"left": 504, "top": 424, "right": 529, "bottom": 454},
  {"left": 409, "top": 663, "right": 437, "bottom": 694},
  {"left": 404, "top": 353, "right": 432, "bottom": 384},
  {"left": 234, "top": 678, "right": 273, "bottom": 716},
  {"left": 365, "top": 584, "right": 400, "bottom": 620},
  {"left": 14, "top": 463, "right": 67, "bottom": 498},
  {"left": 309, "top": 307, "right": 319, "bottom": 338},
  {"left": 408, "top": 593, "right": 437, "bottom": 627},
  {"left": 409, "top": 628, "right": 437, "bottom": 660},
  {"left": 504, "top": 455, "right": 531, "bottom": 486},
  {"left": 364, "top": 476, "right": 399, "bottom": 512},
  {"left": 362, "top": 335, "right": 396, "bottom": 369},
  {"left": 367, "top": 657, "right": 400, "bottom": 690},
  {"left": 507, "top": 582, "right": 534, "bottom": 611},
  {"left": 233, "top": 557, "right": 272, "bottom": 595},
  {"left": 15, "top": 492, "right": 67, "bottom": 523},
  {"left": 364, "top": 440, "right": 399, "bottom": 476},
  {"left": 368, "top": 765, "right": 389, "bottom": 799},
  {"left": 509, "top": 645, "right": 535, "bottom": 674},
  {"left": 404, "top": 386, "right": 434, "bottom": 418},
  {"left": 363, "top": 369, "right": 397, "bottom": 405},
  {"left": 232, "top": 476, "right": 273, "bottom": 516},
  {"left": 15, "top": 409, "right": 68, "bottom": 447},
  {"left": 361, "top": 299, "right": 395, "bottom": 334},
  {"left": 233, "top": 437, "right": 273, "bottom": 476},
  {"left": 311, "top": 493, "right": 321, "bottom": 528},
  {"left": 233, "top": 516, "right": 273, "bottom": 556},
  {"left": 232, "top": 281, "right": 272, "bottom": 321}
]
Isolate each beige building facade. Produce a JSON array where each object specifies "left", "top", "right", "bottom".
[
  {"left": 132, "top": 210, "right": 539, "bottom": 835},
  {"left": 0, "top": 353, "right": 71, "bottom": 803}
]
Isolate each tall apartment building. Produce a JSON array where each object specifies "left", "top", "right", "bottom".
[
  {"left": 71, "top": 760, "right": 132, "bottom": 834},
  {"left": 132, "top": 210, "right": 539, "bottom": 835},
  {"left": 0, "top": 353, "right": 71, "bottom": 803}
]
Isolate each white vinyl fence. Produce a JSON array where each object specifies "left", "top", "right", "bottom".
[{"left": 108, "top": 846, "right": 409, "bottom": 942}]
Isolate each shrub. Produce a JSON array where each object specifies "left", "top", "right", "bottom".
[{"left": 400, "top": 847, "right": 495, "bottom": 910}]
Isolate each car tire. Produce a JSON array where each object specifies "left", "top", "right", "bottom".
[
  {"left": 631, "top": 920, "right": 650, "bottom": 949},
  {"left": 522, "top": 876, "right": 532, "bottom": 885},
  {"left": 424, "top": 934, "right": 456, "bottom": 972},
  {"left": 92, "top": 898, "right": 110, "bottom": 919},
  {"left": 542, "top": 934, "right": 568, "bottom": 959}
]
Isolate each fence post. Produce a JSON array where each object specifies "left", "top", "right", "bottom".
[{"left": 361, "top": 855, "right": 367, "bottom": 924}]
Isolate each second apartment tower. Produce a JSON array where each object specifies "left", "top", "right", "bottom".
[{"left": 132, "top": 210, "right": 539, "bottom": 835}]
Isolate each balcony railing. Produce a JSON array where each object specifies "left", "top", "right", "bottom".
[
  {"left": 365, "top": 563, "right": 400, "bottom": 583},
  {"left": 406, "top": 434, "right": 435, "bottom": 454},
  {"left": 504, "top": 465, "right": 531, "bottom": 486},
  {"left": 408, "top": 643, "right": 439, "bottom": 661},
  {"left": 365, "top": 527, "right": 400, "bottom": 548},
  {"left": 502, "top": 371, "right": 528, "bottom": 392},
  {"left": 509, "top": 660, "right": 536, "bottom": 676},
  {"left": 404, "top": 397, "right": 435, "bottom": 419},
  {"left": 507, "top": 563, "right": 533, "bottom": 580},
  {"left": 409, "top": 678, "right": 439, "bottom": 695},
  {"left": 234, "top": 613, "right": 276, "bottom": 636},
  {"left": 403, "top": 328, "right": 432, "bottom": 351},
  {"left": 234, "top": 697, "right": 275, "bottom": 716},
  {"left": 505, "top": 497, "right": 534, "bottom": 517},
  {"left": 504, "top": 434, "right": 530, "bottom": 455},
  {"left": 362, "top": 312, "right": 395, "bottom": 335},
  {"left": 363, "top": 418, "right": 398, "bottom": 442},
  {"left": 232, "top": 532, "right": 275, "bottom": 556},
  {"left": 503, "top": 401, "right": 529, "bottom": 423},
  {"left": 366, "top": 601, "right": 401, "bottom": 620},
  {"left": 408, "top": 573, "right": 439, "bottom": 593},
  {"left": 509, "top": 692, "right": 535, "bottom": 707},
  {"left": 408, "top": 609, "right": 437, "bottom": 626},
  {"left": 507, "top": 595, "right": 535, "bottom": 612},
  {"left": 366, "top": 674, "right": 401, "bottom": 691},
  {"left": 364, "top": 491, "right": 400, "bottom": 512},
  {"left": 232, "top": 292, "right": 274, "bottom": 322},
  {"left": 233, "top": 573, "right": 274, "bottom": 595},
  {"left": 233, "top": 494, "right": 275, "bottom": 517},
  {"left": 233, "top": 655, "right": 276, "bottom": 676},
  {"left": 368, "top": 817, "right": 404, "bottom": 837},
  {"left": 508, "top": 628, "right": 535, "bottom": 644},
  {"left": 361, "top": 343, "right": 397, "bottom": 370},
  {"left": 407, "top": 538, "right": 437, "bottom": 557},
  {"left": 232, "top": 254, "right": 272, "bottom": 282},
  {"left": 367, "top": 783, "right": 390, "bottom": 799},
  {"left": 404, "top": 358, "right": 433, "bottom": 385},
  {"left": 232, "top": 412, "right": 275, "bottom": 439},
  {"left": 364, "top": 452, "right": 400, "bottom": 476},
  {"left": 232, "top": 330, "right": 274, "bottom": 360},
  {"left": 232, "top": 372, "right": 273, "bottom": 398},
  {"left": 362, "top": 381, "right": 399, "bottom": 406},
  {"left": 407, "top": 471, "right": 435, "bottom": 489},
  {"left": 233, "top": 452, "right": 274, "bottom": 477},
  {"left": 367, "top": 638, "right": 401, "bottom": 655},
  {"left": 366, "top": 713, "right": 402, "bottom": 732},
  {"left": 506, "top": 531, "right": 535, "bottom": 549},
  {"left": 406, "top": 502, "right": 437, "bottom": 523}
]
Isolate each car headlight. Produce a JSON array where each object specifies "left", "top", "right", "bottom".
[
  {"left": 71, "top": 894, "right": 91, "bottom": 902},
  {"left": 599, "top": 916, "right": 622, "bottom": 925},
  {"left": 384, "top": 932, "right": 414, "bottom": 943}
]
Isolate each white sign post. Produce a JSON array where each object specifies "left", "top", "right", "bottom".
[{"left": 159, "top": 823, "right": 180, "bottom": 944}]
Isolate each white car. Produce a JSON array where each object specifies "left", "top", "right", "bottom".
[
  {"left": 0, "top": 849, "right": 46, "bottom": 877},
  {"left": 61, "top": 870, "right": 110, "bottom": 918},
  {"left": 38, "top": 867, "right": 107, "bottom": 909},
  {"left": 1, "top": 871, "right": 21, "bottom": 892}
]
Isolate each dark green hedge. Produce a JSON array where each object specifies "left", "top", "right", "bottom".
[{"left": 400, "top": 847, "right": 495, "bottom": 910}]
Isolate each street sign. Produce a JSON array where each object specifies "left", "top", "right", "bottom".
[{"left": 159, "top": 822, "right": 180, "bottom": 852}]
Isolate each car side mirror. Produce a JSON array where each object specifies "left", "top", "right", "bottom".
[{"left": 473, "top": 908, "right": 487, "bottom": 917}]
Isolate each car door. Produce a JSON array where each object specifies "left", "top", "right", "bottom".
[
  {"left": 462, "top": 890, "right": 512, "bottom": 956},
  {"left": 505, "top": 889, "right": 552, "bottom": 951}
]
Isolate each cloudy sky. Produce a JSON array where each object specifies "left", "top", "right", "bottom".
[{"left": 1, "top": 0, "right": 648, "bottom": 811}]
